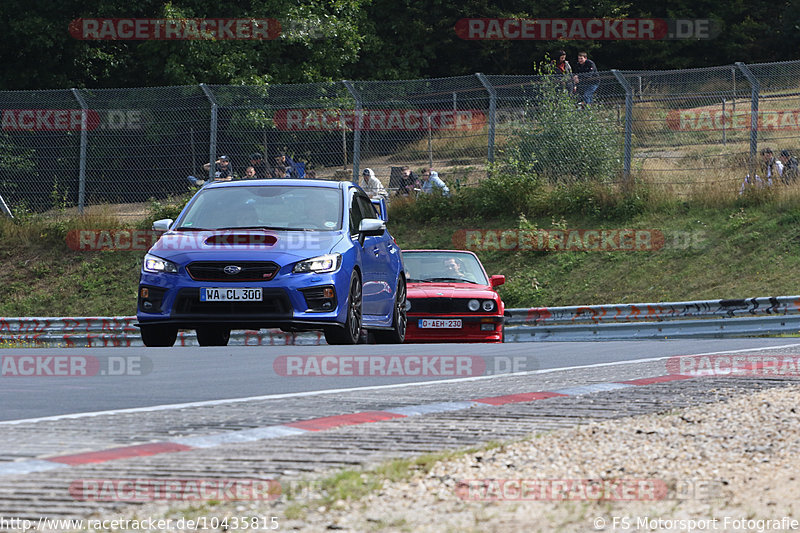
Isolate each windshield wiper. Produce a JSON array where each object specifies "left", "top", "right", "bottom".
[
  {"left": 174, "top": 226, "right": 210, "bottom": 231},
  {"left": 216, "top": 225, "right": 297, "bottom": 231},
  {"left": 419, "top": 277, "right": 480, "bottom": 284}
]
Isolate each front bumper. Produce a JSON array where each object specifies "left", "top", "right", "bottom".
[
  {"left": 404, "top": 314, "right": 504, "bottom": 343},
  {"left": 136, "top": 267, "right": 350, "bottom": 330}
]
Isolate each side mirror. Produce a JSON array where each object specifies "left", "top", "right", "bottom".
[
  {"left": 359, "top": 218, "right": 386, "bottom": 237},
  {"left": 490, "top": 275, "right": 505, "bottom": 288},
  {"left": 152, "top": 218, "right": 174, "bottom": 231}
]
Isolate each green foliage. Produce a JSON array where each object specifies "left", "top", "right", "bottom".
[{"left": 503, "top": 69, "right": 622, "bottom": 184}]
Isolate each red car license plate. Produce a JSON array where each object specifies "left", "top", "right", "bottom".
[{"left": 418, "top": 319, "right": 462, "bottom": 329}]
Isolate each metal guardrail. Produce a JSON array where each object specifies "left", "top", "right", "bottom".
[
  {"left": 0, "top": 317, "right": 322, "bottom": 347},
  {"left": 2, "top": 296, "right": 799, "bottom": 347},
  {"left": 504, "top": 296, "right": 800, "bottom": 341}
]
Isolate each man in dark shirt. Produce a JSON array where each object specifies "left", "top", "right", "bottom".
[{"left": 572, "top": 51, "right": 599, "bottom": 105}]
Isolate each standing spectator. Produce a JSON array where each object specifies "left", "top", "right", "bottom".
[
  {"left": 249, "top": 153, "right": 270, "bottom": 178},
  {"left": 187, "top": 155, "right": 233, "bottom": 186},
  {"left": 780, "top": 149, "right": 798, "bottom": 184},
  {"left": 419, "top": 168, "right": 450, "bottom": 196},
  {"left": 573, "top": 51, "right": 599, "bottom": 105},
  {"left": 761, "top": 147, "right": 783, "bottom": 181},
  {"left": 553, "top": 49, "right": 573, "bottom": 94},
  {"left": 361, "top": 168, "right": 388, "bottom": 198},
  {"left": 396, "top": 166, "right": 420, "bottom": 196}
]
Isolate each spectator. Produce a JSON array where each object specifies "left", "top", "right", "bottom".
[
  {"left": 361, "top": 168, "right": 388, "bottom": 198},
  {"left": 187, "top": 155, "right": 233, "bottom": 187},
  {"left": 780, "top": 149, "right": 798, "bottom": 184},
  {"left": 305, "top": 169, "right": 318, "bottom": 179},
  {"left": 243, "top": 166, "right": 257, "bottom": 179},
  {"left": 739, "top": 173, "right": 773, "bottom": 195},
  {"left": 274, "top": 154, "right": 301, "bottom": 178},
  {"left": 553, "top": 49, "right": 573, "bottom": 94},
  {"left": 761, "top": 147, "right": 783, "bottom": 181},
  {"left": 419, "top": 168, "right": 450, "bottom": 196},
  {"left": 573, "top": 51, "right": 599, "bottom": 105},
  {"left": 396, "top": 165, "right": 420, "bottom": 196},
  {"left": 249, "top": 153, "right": 270, "bottom": 178}
]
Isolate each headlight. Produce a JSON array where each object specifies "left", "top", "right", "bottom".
[
  {"left": 143, "top": 253, "right": 178, "bottom": 274},
  {"left": 293, "top": 253, "right": 342, "bottom": 274},
  {"left": 468, "top": 299, "right": 480, "bottom": 311},
  {"left": 482, "top": 300, "right": 496, "bottom": 312}
]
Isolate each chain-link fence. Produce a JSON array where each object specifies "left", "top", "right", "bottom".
[{"left": 2, "top": 61, "right": 799, "bottom": 216}]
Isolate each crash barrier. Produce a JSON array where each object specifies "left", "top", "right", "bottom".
[
  {"left": 504, "top": 295, "right": 800, "bottom": 341},
  {"left": 0, "top": 317, "right": 323, "bottom": 347},
  {"left": 2, "top": 295, "right": 800, "bottom": 347}
]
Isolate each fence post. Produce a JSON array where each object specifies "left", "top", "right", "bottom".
[
  {"left": 476, "top": 73, "right": 496, "bottom": 165},
  {"left": 200, "top": 84, "right": 218, "bottom": 180},
  {"left": 735, "top": 62, "right": 759, "bottom": 176},
  {"left": 342, "top": 80, "right": 362, "bottom": 181},
  {"left": 70, "top": 88, "right": 88, "bottom": 214},
  {"left": 611, "top": 70, "right": 633, "bottom": 185}
]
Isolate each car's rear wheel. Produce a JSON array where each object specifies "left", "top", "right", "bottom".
[
  {"left": 324, "top": 274, "right": 362, "bottom": 345},
  {"left": 140, "top": 324, "right": 178, "bottom": 347},
  {"left": 373, "top": 278, "right": 407, "bottom": 344},
  {"left": 196, "top": 326, "right": 231, "bottom": 346}
]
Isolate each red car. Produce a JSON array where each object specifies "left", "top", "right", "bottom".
[{"left": 402, "top": 250, "right": 505, "bottom": 343}]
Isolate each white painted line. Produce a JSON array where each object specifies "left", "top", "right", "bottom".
[
  {"left": 553, "top": 383, "right": 634, "bottom": 396},
  {"left": 384, "top": 401, "right": 479, "bottom": 417},
  {"left": 2, "top": 342, "right": 798, "bottom": 426},
  {"left": 171, "top": 425, "right": 307, "bottom": 448},
  {"left": 0, "top": 459, "right": 64, "bottom": 476}
]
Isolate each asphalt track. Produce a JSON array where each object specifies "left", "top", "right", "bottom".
[{"left": 0, "top": 338, "right": 796, "bottom": 422}]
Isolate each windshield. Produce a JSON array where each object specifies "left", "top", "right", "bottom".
[
  {"left": 176, "top": 185, "right": 342, "bottom": 231},
  {"left": 403, "top": 251, "right": 489, "bottom": 285}
]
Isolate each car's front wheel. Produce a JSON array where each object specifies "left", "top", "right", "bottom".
[
  {"left": 140, "top": 324, "right": 178, "bottom": 347},
  {"left": 324, "top": 274, "right": 362, "bottom": 345},
  {"left": 196, "top": 326, "right": 231, "bottom": 346},
  {"left": 373, "top": 278, "right": 407, "bottom": 344}
]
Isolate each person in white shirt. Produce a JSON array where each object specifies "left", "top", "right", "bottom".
[{"left": 361, "top": 168, "right": 388, "bottom": 198}]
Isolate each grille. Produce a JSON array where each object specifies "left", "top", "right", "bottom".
[
  {"left": 173, "top": 288, "right": 291, "bottom": 316},
  {"left": 408, "top": 297, "right": 473, "bottom": 314},
  {"left": 186, "top": 261, "right": 279, "bottom": 282}
]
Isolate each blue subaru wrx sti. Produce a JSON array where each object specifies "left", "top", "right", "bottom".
[{"left": 136, "top": 179, "right": 407, "bottom": 347}]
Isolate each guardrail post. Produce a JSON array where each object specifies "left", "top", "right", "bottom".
[
  {"left": 70, "top": 88, "right": 88, "bottom": 214},
  {"left": 611, "top": 70, "right": 633, "bottom": 185},
  {"left": 736, "top": 62, "right": 759, "bottom": 176},
  {"left": 200, "top": 84, "right": 219, "bottom": 180},
  {"left": 343, "top": 80, "right": 362, "bottom": 181},
  {"left": 476, "top": 73, "right": 496, "bottom": 165}
]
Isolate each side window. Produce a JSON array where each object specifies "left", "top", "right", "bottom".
[
  {"left": 356, "top": 195, "right": 378, "bottom": 220},
  {"left": 349, "top": 191, "right": 365, "bottom": 235}
]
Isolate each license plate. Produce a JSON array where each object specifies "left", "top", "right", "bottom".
[
  {"left": 418, "top": 319, "right": 462, "bottom": 329},
  {"left": 200, "top": 288, "right": 262, "bottom": 302}
]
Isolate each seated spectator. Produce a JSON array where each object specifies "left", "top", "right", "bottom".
[
  {"left": 780, "top": 149, "right": 799, "bottom": 184},
  {"left": 274, "top": 154, "right": 302, "bottom": 178},
  {"left": 739, "top": 173, "right": 773, "bottom": 195},
  {"left": 396, "top": 166, "right": 420, "bottom": 197},
  {"left": 361, "top": 168, "right": 388, "bottom": 198},
  {"left": 761, "top": 147, "right": 783, "bottom": 181},
  {"left": 249, "top": 153, "right": 270, "bottom": 178},
  {"left": 187, "top": 155, "right": 234, "bottom": 187},
  {"left": 419, "top": 168, "right": 450, "bottom": 196},
  {"left": 243, "top": 166, "right": 257, "bottom": 179}
]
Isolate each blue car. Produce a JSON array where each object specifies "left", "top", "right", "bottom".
[{"left": 136, "top": 179, "right": 407, "bottom": 346}]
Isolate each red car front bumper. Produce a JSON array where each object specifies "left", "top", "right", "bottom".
[{"left": 404, "top": 314, "right": 504, "bottom": 343}]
